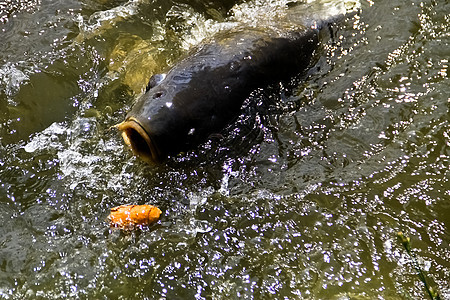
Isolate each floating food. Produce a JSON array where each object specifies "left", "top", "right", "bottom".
[
  {"left": 117, "top": 1, "right": 360, "bottom": 164},
  {"left": 108, "top": 204, "right": 161, "bottom": 229}
]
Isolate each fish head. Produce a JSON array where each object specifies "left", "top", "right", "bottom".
[{"left": 117, "top": 73, "right": 190, "bottom": 164}]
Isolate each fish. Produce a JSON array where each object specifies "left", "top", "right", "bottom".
[
  {"left": 117, "top": 0, "right": 360, "bottom": 164},
  {"left": 108, "top": 204, "right": 162, "bottom": 229}
]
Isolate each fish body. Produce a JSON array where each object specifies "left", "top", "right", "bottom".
[{"left": 118, "top": 1, "right": 360, "bottom": 163}]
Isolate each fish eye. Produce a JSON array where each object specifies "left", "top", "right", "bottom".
[{"left": 146, "top": 73, "right": 166, "bottom": 92}]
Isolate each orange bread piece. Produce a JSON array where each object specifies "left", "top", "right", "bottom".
[{"left": 109, "top": 204, "right": 161, "bottom": 229}]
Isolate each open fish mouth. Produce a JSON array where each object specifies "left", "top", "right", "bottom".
[{"left": 116, "top": 117, "right": 160, "bottom": 164}]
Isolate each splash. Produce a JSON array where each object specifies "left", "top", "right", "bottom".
[
  {"left": 0, "top": 63, "right": 30, "bottom": 100},
  {"left": 74, "top": 0, "right": 148, "bottom": 42}
]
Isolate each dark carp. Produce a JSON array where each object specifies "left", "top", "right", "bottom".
[{"left": 117, "top": 0, "right": 360, "bottom": 164}]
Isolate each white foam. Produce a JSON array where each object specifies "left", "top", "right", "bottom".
[{"left": 0, "top": 63, "right": 30, "bottom": 99}]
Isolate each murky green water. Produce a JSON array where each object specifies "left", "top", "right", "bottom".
[{"left": 0, "top": 0, "right": 449, "bottom": 299}]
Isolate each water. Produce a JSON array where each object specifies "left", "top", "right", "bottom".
[{"left": 0, "top": 0, "right": 449, "bottom": 299}]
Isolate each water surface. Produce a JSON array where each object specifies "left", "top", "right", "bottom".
[{"left": 0, "top": 0, "right": 449, "bottom": 299}]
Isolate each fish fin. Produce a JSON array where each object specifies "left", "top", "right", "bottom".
[{"left": 208, "top": 133, "right": 224, "bottom": 139}]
